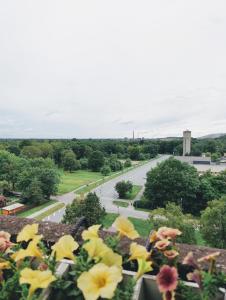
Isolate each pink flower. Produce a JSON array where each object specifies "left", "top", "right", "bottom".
[
  {"left": 197, "top": 252, "right": 220, "bottom": 263},
  {"left": 0, "top": 231, "right": 10, "bottom": 241},
  {"left": 187, "top": 270, "right": 202, "bottom": 287},
  {"left": 0, "top": 238, "right": 13, "bottom": 253},
  {"left": 164, "top": 250, "right": 179, "bottom": 260},
  {"left": 182, "top": 252, "right": 198, "bottom": 269},
  {"left": 155, "top": 239, "right": 170, "bottom": 250},
  {"left": 156, "top": 265, "right": 178, "bottom": 293},
  {"left": 157, "top": 227, "right": 181, "bottom": 240}
]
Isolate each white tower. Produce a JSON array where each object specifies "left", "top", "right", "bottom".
[{"left": 183, "top": 130, "right": 191, "bottom": 156}]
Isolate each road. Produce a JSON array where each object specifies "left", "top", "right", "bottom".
[{"left": 43, "top": 155, "right": 169, "bottom": 223}]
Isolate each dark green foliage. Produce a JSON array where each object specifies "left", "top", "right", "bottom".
[
  {"left": 115, "top": 181, "right": 133, "bottom": 198},
  {"left": 88, "top": 151, "right": 104, "bottom": 171},
  {"left": 62, "top": 150, "right": 79, "bottom": 172},
  {"left": 22, "top": 178, "right": 43, "bottom": 205},
  {"left": 149, "top": 203, "right": 197, "bottom": 244},
  {"left": 63, "top": 192, "right": 106, "bottom": 226},
  {"left": 144, "top": 157, "right": 200, "bottom": 214},
  {"left": 200, "top": 198, "right": 226, "bottom": 248},
  {"left": 134, "top": 199, "right": 151, "bottom": 209},
  {"left": 101, "top": 165, "right": 111, "bottom": 176},
  {"left": 124, "top": 158, "right": 132, "bottom": 168},
  {"left": 79, "top": 158, "right": 88, "bottom": 169}
]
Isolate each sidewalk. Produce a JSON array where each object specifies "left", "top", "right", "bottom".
[{"left": 27, "top": 202, "right": 61, "bottom": 219}]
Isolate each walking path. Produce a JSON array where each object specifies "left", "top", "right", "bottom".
[{"left": 41, "top": 155, "right": 169, "bottom": 223}]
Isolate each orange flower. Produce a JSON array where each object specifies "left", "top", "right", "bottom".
[
  {"left": 156, "top": 265, "right": 178, "bottom": 293},
  {"left": 157, "top": 227, "right": 181, "bottom": 240},
  {"left": 149, "top": 231, "right": 158, "bottom": 243},
  {"left": 197, "top": 252, "right": 220, "bottom": 263},
  {"left": 155, "top": 239, "right": 170, "bottom": 251},
  {"left": 164, "top": 250, "right": 179, "bottom": 260}
]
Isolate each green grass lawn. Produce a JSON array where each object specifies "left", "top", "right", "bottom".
[
  {"left": 58, "top": 170, "right": 104, "bottom": 195},
  {"left": 17, "top": 200, "right": 57, "bottom": 218},
  {"left": 101, "top": 213, "right": 152, "bottom": 237},
  {"left": 35, "top": 203, "right": 65, "bottom": 221},
  {"left": 113, "top": 200, "right": 129, "bottom": 208},
  {"left": 126, "top": 185, "right": 142, "bottom": 200}
]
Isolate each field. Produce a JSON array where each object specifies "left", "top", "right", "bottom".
[
  {"left": 102, "top": 213, "right": 152, "bottom": 237},
  {"left": 57, "top": 170, "right": 103, "bottom": 194}
]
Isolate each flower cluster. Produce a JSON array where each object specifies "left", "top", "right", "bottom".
[{"left": 0, "top": 220, "right": 225, "bottom": 300}]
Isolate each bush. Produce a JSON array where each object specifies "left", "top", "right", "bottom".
[
  {"left": 124, "top": 159, "right": 132, "bottom": 168},
  {"left": 101, "top": 165, "right": 111, "bottom": 176},
  {"left": 79, "top": 158, "right": 88, "bottom": 169},
  {"left": 115, "top": 181, "right": 133, "bottom": 198},
  {"left": 200, "top": 197, "right": 226, "bottom": 249},
  {"left": 134, "top": 200, "right": 151, "bottom": 209},
  {"left": 149, "top": 203, "right": 197, "bottom": 244},
  {"left": 62, "top": 192, "right": 106, "bottom": 226}
]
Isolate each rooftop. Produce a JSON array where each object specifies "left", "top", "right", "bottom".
[{"left": 2, "top": 203, "right": 24, "bottom": 211}]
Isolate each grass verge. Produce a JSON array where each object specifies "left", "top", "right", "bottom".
[
  {"left": 35, "top": 203, "right": 65, "bottom": 221},
  {"left": 17, "top": 200, "right": 57, "bottom": 218},
  {"left": 113, "top": 200, "right": 129, "bottom": 208},
  {"left": 124, "top": 185, "right": 142, "bottom": 200}
]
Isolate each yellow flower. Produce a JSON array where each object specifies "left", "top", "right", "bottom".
[
  {"left": 136, "top": 258, "right": 153, "bottom": 280},
  {"left": 83, "top": 238, "right": 109, "bottom": 261},
  {"left": 17, "top": 224, "right": 41, "bottom": 242},
  {"left": 102, "top": 248, "right": 122, "bottom": 268},
  {"left": 113, "top": 216, "right": 139, "bottom": 240},
  {"left": 0, "top": 259, "right": 10, "bottom": 270},
  {"left": 149, "top": 231, "right": 158, "bottom": 243},
  {"left": 20, "top": 268, "right": 56, "bottom": 297},
  {"left": 51, "top": 235, "right": 78, "bottom": 261},
  {"left": 129, "top": 242, "right": 150, "bottom": 261},
  {"left": 83, "top": 238, "right": 122, "bottom": 267},
  {"left": 12, "top": 236, "right": 43, "bottom": 262},
  {"left": 82, "top": 225, "right": 101, "bottom": 241},
  {"left": 77, "top": 263, "right": 122, "bottom": 300}
]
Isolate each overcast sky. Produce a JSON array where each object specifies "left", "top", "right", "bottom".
[{"left": 0, "top": 0, "right": 226, "bottom": 139}]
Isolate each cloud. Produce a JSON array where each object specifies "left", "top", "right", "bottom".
[{"left": 0, "top": 0, "right": 226, "bottom": 138}]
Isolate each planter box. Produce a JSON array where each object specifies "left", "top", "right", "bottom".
[{"left": 39, "top": 261, "right": 226, "bottom": 300}]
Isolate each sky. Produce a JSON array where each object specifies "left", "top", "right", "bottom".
[{"left": 0, "top": 0, "right": 226, "bottom": 139}]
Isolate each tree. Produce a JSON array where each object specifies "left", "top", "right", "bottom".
[
  {"left": 149, "top": 203, "right": 197, "bottom": 244},
  {"left": 62, "top": 193, "right": 106, "bottom": 226},
  {"left": 115, "top": 181, "right": 133, "bottom": 198},
  {"left": 124, "top": 159, "right": 132, "bottom": 168},
  {"left": 62, "top": 150, "right": 78, "bottom": 172},
  {"left": 144, "top": 157, "right": 200, "bottom": 214},
  {"left": 22, "top": 179, "right": 43, "bottom": 205},
  {"left": 101, "top": 165, "right": 111, "bottom": 176},
  {"left": 200, "top": 198, "right": 226, "bottom": 249},
  {"left": 88, "top": 151, "right": 104, "bottom": 172},
  {"left": 21, "top": 146, "right": 42, "bottom": 158},
  {"left": 80, "top": 158, "right": 88, "bottom": 169},
  {"left": 0, "top": 180, "right": 10, "bottom": 196},
  {"left": 128, "top": 146, "right": 140, "bottom": 160}
]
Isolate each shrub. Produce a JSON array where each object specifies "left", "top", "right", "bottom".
[
  {"left": 115, "top": 181, "right": 133, "bottom": 198},
  {"left": 101, "top": 165, "right": 111, "bottom": 176},
  {"left": 124, "top": 159, "right": 132, "bottom": 168},
  {"left": 200, "top": 197, "right": 226, "bottom": 249}
]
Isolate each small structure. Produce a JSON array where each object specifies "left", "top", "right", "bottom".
[
  {"left": 0, "top": 195, "right": 7, "bottom": 208},
  {"left": 1, "top": 203, "right": 25, "bottom": 215},
  {"left": 183, "top": 130, "right": 191, "bottom": 156}
]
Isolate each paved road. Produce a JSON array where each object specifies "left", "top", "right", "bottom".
[{"left": 43, "top": 155, "right": 169, "bottom": 223}]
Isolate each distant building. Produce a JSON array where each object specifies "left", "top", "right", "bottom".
[
  {"left": 183, "top": 130, "right": 191, "bottom": 156},
  {"left": 1, "top": 203, "right": 25, "bottom": 215}
]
